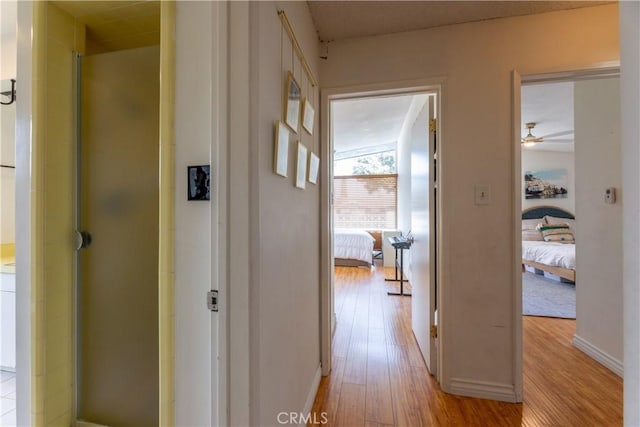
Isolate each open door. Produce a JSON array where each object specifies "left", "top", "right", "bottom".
[{"left": 411, "top": 95, "right": 438, "bottom": 375}]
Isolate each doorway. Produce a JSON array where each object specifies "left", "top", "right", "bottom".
[
  {"left": 320, "top": 81, "right": 443, "bottom": 384},
  {"left": 513, "top": 68, "right": 624, "bottom": 412}
]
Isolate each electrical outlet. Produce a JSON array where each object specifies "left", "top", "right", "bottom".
[{"left": 475, "top": 185, "right": 490, "bottom": 205}]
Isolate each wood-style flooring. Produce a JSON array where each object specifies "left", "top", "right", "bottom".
[{"left": 310, "top": 263, "right": 622, "bottom": 426}]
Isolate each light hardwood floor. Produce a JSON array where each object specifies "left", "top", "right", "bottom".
[{"left": 310, "top": 264, "right": 622, "bottom": 426}]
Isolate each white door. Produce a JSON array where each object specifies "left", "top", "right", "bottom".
[{"left": 410, "top": 96, "right": 437, "bottom": 375}]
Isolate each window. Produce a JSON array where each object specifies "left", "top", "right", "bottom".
[{"left": 333, "top": 150, "right": 397, "bottom": 229}]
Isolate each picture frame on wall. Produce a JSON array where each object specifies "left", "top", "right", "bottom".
[
  {"left": 308, "top": 152, "right": 319, "bottom": 184},
  {"left": 302, "top": 98, "right": 315, "bottom": 135},
  {"left": 274, "top": 121, "right": 290, "bottom": 177},
  {"left": 284, "top": 71, "right": 301, "bottom": 133},
  {"left": 187, "top": 165, "right": 211, "bottom": 201},
  {"left": 296, "top": 142, "right": 308, "bottom": 189}
]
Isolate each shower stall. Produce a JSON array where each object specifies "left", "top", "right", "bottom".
[{"left": 75, "top": 45, "right": 160, "bottom": 426}]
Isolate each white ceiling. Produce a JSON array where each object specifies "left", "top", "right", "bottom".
[
  {"left": 307, "top": 1, "right": 612, "bottom": 42},
  {"left": 332, "top": 94, "right": 417, "bottom": 156},
  {"left": 522, "top": 82, "right": 574, "bottom": 152}
]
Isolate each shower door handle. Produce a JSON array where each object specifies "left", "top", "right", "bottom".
[{"left": 75, "top": 230, "right": 93, "bottom": 250}]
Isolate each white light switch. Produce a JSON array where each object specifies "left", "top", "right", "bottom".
[
  {"left": 475, "top": 185, "right": 490, "bottom": 205},
  {"left": 605, "top": 187, "right": 616, "bottom": 204}
]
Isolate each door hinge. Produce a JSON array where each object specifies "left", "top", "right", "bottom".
[
  {"left": 207, "top": 290, "right": 219, "bottom": 312},
  {"left": 430, "top": 325, "right": 438, "bottom": 338},
  {"left": 429, "top": 119, "right": 437, "bottom": 133}
]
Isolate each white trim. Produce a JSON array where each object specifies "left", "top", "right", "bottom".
[
  {"left": 573, "top": 334, "right": 624, "bottom": 377},
  {"left": 511, "top": 70, "right": 524, "bottom": 403},
  {"left": 449, "top": 378, "right": 519, "bottom": 403},
  {"left": 228, "top": 2, "right": 252, "bottom": 424},
  {"left": 301, "top": 365, "right": 322, "bottom": 426},
  {"left": 210, "top": 1, "right": 229, "bottom": 424},
  {"left": 15, "top": 2, "right": 33, "bottom": 426}
]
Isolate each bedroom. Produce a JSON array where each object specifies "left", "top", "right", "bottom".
[
  {"left": 520, "top": 73, "right": 623, "bottom": 392},
  {"left": 332, "top": 93, "right": 430, "bottom": 273}
]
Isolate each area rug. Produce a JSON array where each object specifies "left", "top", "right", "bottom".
[{"left": 522, "top": 272, "right": 576, "bottom": 319}]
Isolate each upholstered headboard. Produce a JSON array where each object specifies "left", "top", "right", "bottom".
[{"left": 522, "top": 206, "right": 575, "bottom": 220}]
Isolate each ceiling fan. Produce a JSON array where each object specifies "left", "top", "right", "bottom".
[
  {"left": 521, "top": 122, "right": 573, "bottom": 147},
  {"left": 521, "top": 122, "right": 544, "bottom": 146}
]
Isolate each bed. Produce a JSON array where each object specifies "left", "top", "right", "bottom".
[
  {"left": 522, "top": 206, "right": 576, "bottom": 282},
  {"left": 334, "top": 229, "right": 375, "bottom": 267}
]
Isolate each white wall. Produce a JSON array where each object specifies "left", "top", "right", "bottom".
[
  {"left": 620, "top": 2, "right": 640, "bottom": 423},
  {"left": 574, "top": 78, "right": 623, "bottom": 374},
  {"left": 522, "top": 149, "right": 575, "bottom": 213},
  {"left": 249, "top": 2, "right": 321, "bottom": 424},
  {"left": 321, "top": 4, "right": 619, "bottom": 400},
  {"left": 174, "top": 2, "right": 227, "bottom": 425}
]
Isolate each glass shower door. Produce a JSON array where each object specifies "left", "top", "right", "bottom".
[{"left": 77, "top": 46, "right": 160, "bottom": 427}]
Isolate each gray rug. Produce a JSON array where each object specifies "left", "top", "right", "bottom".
[{"left": 522, "top": 272, "right": 576, "bottom": 319}]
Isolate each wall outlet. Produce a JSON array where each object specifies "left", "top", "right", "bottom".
[{"left": 475, "top": 185, "right": 490, "bottom": 205}]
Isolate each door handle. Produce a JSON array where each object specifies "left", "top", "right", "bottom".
[{"left": 75, "top": 230, "right": 93, "bottom": 250}]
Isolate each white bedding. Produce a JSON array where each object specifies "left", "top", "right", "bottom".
[
  {"left": 334, "top": 229, "right": 374, "bottom": 264},
  {"left": 522, "top": 240, "right": 576, "bottom": 270}
]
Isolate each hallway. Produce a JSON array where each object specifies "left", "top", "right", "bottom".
[{"left": 310, "top": 264, "right": 622, "bottom": 426}]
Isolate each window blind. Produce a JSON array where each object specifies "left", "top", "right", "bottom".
[{"left": 334, "top": 174, "right": 397, "bottom": 229}]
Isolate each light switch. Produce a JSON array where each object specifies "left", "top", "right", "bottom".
[
  {"left": 475, "top": 185, "right": 490, "bottom": 205},
  {"left": 605, "top": 187, "right": 616, "bottom": 204}
]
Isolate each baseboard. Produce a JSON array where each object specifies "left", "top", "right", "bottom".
[
  {"left": 573, "top": 334, "right": 623, "bottom": 377},
  {"left": 300, "top": 365, "right": 322, "bottom": 426},
  {"left": 449, "top": 378, "right": 519, "bottom": 403}
]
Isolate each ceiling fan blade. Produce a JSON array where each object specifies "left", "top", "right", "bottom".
[
  {"left": 540, "top": 130, "right": 573, "bottom": 139},
  {"left": 543, "top": 139, "right": 574, "bottom": 143}
]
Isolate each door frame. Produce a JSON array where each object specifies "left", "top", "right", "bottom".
[
  {"left": 511, "top": 65, "right": 620, "bottom": 402},
  {"left": 320, "top": 78, "right": 445, "bottom": 385}
]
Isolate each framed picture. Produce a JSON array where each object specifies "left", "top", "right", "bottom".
[
  {"left": 274, "top": 121, "right": 290, "bottom": 177},
  {"left": 302, "top": 98, "right": 315, "bottom": 135},
  {"left": 524, "top": 168, "right": 569, "bottom": 199},
  {"left": 284, "top": 71, "right": 301, "bottom": 133},
  {"left": 296, "top": 142, "right": 308, "bottom": 189},
  {"left": 308, "top": 152, "right": 319, "bottom": 184},
  {"left": 187, "top": 165, "right": 211, "bottom": 201}
]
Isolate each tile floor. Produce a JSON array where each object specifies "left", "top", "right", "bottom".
[{"left": 0, "top": 370, "right": 15, "bottom": 427}]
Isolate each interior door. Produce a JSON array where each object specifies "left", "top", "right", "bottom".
[
  {"left": 77, "top": 46, "right": 160, "bottom": 426},
  {"left": 410, "top": 95, "right": 437, "bottom": 375}
]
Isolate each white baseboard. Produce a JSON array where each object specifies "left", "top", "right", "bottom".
[
  {"left": 573, "top": 334, "right": 623, "bottom": 377},
  {"left": 300, "top": 365, "right": 322, "bottom": 426},
  {"left": 449, "top": 378, "right": 519, "bottom": 403}
]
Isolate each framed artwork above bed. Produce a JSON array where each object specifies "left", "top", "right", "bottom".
[{"left": 524, "top": 168, "right": 569, "bottom": 200}]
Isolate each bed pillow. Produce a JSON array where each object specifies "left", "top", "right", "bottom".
[
  {"left": 537, "top": 223, "right": 575, "bottom": 243},
  {"left": 522, "top": 218, "right": 545, "bottom": 241},
  {"left": 545, "top": 215, "right": 576, "bottom": 232}
]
